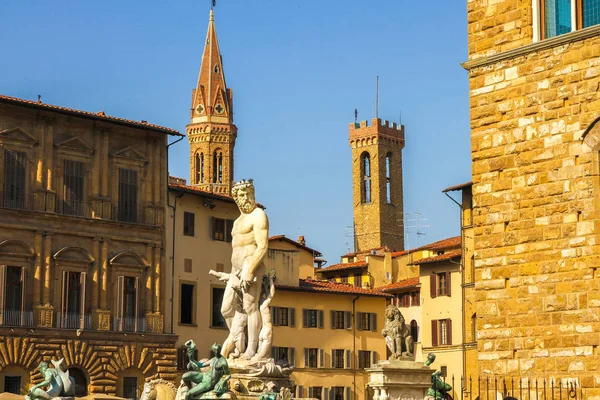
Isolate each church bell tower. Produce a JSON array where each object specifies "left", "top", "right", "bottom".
[
  {"left": 188, "top": 9, "right": 237, "bottom": 195},
  {"left": 349, "top": 118, "right": 405, "bottom": 252}
]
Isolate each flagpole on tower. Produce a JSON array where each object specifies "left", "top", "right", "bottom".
[{"left": 211, "top": 0, "right": 216, "bottom": 9}]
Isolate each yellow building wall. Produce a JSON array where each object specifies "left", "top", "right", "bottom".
[
  {"left": 420, "top": 262, "right": 464, "bottom": 386},
  {"left": 268, "top": 239, "right": 317, "bottom": 281},
  {"left": 272, "top": 291, "right": 388, "bottom": 400},
  {"left": 166, "top": 191, "right": 239, "bottom": 353}
]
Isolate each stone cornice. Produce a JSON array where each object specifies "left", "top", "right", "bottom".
[{"left": 462, "top": 25, "right": 600, "bottom": 71}]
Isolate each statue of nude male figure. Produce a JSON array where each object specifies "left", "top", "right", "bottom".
[{"left": 220, "top": 179, "right": 269, "bottom": 360}]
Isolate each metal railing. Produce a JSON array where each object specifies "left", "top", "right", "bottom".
[
  {"left": 56, "top": 199, "right": 87, "bottom": 217},
  {"left": 55, "top": 313, "right": 92, "bottom": 329},
  {"left": 429, "top": 375, "right": 582, "bottom": 400},
  {"left": 0, "top": 192, "right": 35, "bottom": 210},
  {"left": 113, "top": 316, "right": 147, "bottom": 333},
  {"left": 0, "top": 309, "right": 33, "bottom": 327}
]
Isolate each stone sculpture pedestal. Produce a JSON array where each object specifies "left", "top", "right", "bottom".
[
  {"left": 227, "top": 360, "right": 294, "bottom": 400},
  {"left": 366, "top": 360, "right": 433, "bottom": 400}
]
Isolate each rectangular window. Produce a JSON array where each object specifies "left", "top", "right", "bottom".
[
  {"left": 123, "top": 377, "right": 138, "bottom": 400},
  {"left": 335, "top": 311, "right": 345, "bottom": 329},
  {"left": 3, "top": 149, "right": 26, "bottom": 209},
  {"left": 180, "top": 283, "right": 195, "bottom": 324},
  {"left": 332, "top": 387, "right": 345, "bottom": 400},
  {"left": 332, "top": 349, "right": 345, "bottom": 368},
  {"left": 432, "top": 319, "right": 453, "bottom": 346},
  {"left": 59, "top": 271, "right": 85, "bottom": 329},
  {"left": 357, "top": 312, "right": 376, "bottom": 331},
  {"left": 437, "top": 272, "right": 450, "bottom": 296},
  {"left": 183, "top": 212, "right": 195, "bottom": 236},
  {"left": 541, "top": 0, "right": 600, "bottom": 39},
  {"left": 302, "top": 309, "right": 323, "bottom": 328},
  {"left": 583, "top": 0, "right": 600, "bottom": 27},
  {"left": 211, "top": 287, "right": 226, "bottom": 328},
  {"left": 309, "top": 387, "right": 322, "bottom": 400},
  {"left": 353, "top": 274, "right": 362, "bottom": 287},
  {"left": 274, "top": 347, "right": 289, "bottom": 363},
  {"left": 63, "top": 159, "right": 85, "bottom": 216},
  {"left": 304, "top": 348, "right": 318, "bottom": 368},
  {"left": 277, "top": 307, "right": 289, "bottom": 326},
  {"left": 411, "top": 291, "right": 420, "bottom": 306},
  {"left": 177, "top": 346, "right": 198, "bottom": 370},
  {"left": 212, "top": 218, "right": 235, "bottom": 242},
  {"left": 4, "top": 266, "right": 24, "bottom": 313},
  {"left": 118, "top": 168, "right": 138, "bottom": 223},
  {"left": 3, "top": 376, "right": 21, "bottom": 394},
  {"left": 340, "top": 275, "right": 349, "bottom": 283},
  {"left": 440, "top": 365, "right": 448, "bottom": 378},
  {"left": 116, "top": 276, "right": 139, "bottom": 332},
  {"left": 358, "top": 350, "right": 371, "bottom": 369}
]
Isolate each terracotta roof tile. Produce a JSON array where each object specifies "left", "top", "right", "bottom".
[
  {"left": 268, "top": 235, "right": 322, "bottom": 257},
  {"left": 377, "top": 277, "right": 420, "bottom": 292},
  {"left": 410, "top": 249, "right": 462, "bottom": 265},
  {"left": 443, "top": 181, "right": 473, "bottom": 193},
  {"left": 0, "top": 94, "right": 183, "bottom": 136},
  {"left": 277, "top": 279, "right": 391, "bottom": 298},
  {"left": 318, "top": 260, "right": 368, "bottom": 272},
  {"left": 168, "top": 183, "right": 236, "bottom": 203},
  {"left": 391, "top": 236, "right": 461, "bottom": 258}
]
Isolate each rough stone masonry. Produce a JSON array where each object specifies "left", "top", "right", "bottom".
[{"left": 464, "top": 0, "right": 600, "bottom": 395}]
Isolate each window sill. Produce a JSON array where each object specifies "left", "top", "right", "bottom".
[
  {"left": 178, "top": 322, "right": 197, "bottom": 327},
  {"left": 462, "top": 24, "right": 600, "bottom": 70}
]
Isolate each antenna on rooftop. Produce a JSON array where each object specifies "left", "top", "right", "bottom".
[
  {"left": 345, "top": 225, "right": 354, "bottom": 254},
  {"left": 399, "top": 110, "right": 402, "bottom": 125},
  {"left": 211, "top": 0, "right": 216, "bottom": 9},
  {"left": 375, "top": 75, "right": 379, "bottom": 119},
  {"left": 354, "top": 108, "right": 358, "bottom": 123}
]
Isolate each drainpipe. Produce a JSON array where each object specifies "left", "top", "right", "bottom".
[
  {"left": 443, "top": 191, "right": 466, "bottom": 381},
  {"left": 166, "top": 135, "right": 184, "bottom": 334},
  {"left": 352, "top": 295, "right": 359, "bottom": 400}
]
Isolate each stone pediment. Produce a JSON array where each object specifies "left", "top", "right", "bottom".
[
  {"left": 110, "top": 251, "right": 149, "bottom": 268},
  {"left": 55, "top": 136, "right": 93, "bottom": 153},
  {"left": 0, "top": 127, "right": 37, "bottom": 144},
  {"left": 0, "top": 240, "right": 34, "bottom": 258},
  {"left": 113, "top": 146, "right": 146, "bottom": 162},
  {"left": 53, "top": 246, "right": 95, "bottom": 264}
]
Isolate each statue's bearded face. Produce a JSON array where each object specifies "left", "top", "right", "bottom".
[{"left": 234, "top": 187, "right": 256, "bottom": 214}]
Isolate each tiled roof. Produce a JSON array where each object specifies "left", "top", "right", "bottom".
[
  {"left": 392, "top": 236, "right": 461, "bottom": 258},
  {"left": 268, "top": 235, "right": 322, "bottom": 257},
  {"left": 377, "top": 277, "right": 420, "bottom": 292},
  {"left": 318, "top": 260, "right": 368, "bottom": 272},
  {"left": 342, "top": 246, "right": 389, "bottom": 258},
  {"left": 0, "top": 94, "right": 183, "bottom": 136},
  {"left": 410, "top": 249, "right": 462, "bottom": 265},
  {"left": 443, "top": 181, "right": 473, "bottom": 193},
  {"left": 168, "top": 184, "right": 236, "bottom": 204},
  {"left": 277, "top": 279, "right": 391, "bottom": 298}
]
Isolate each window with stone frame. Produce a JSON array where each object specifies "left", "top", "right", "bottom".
[
  {"left": 431, "top": 272, "right": 451, "bottom": 297},
  {"left": 180, "top": 283, "right": 195, "bottom": 324},
  {"left": 3, "top": 149, "right": 26, "bottom": 209},
  {"left": 302, "top": 309, "right": 323, "bottom": 328},
  {"left": 308, "top": 387, "right": 322, "bottom": 400},
  {"left": 358, "top": 350, "right": 371, "bottom": 369},
  {"left": 304, "top": 348, "right": 318, "bottom": 368},
  {"left": 212, "top": 218, "right": 234, "bottom": 242},
  {"left": 271, "top": 346, "right": 295, "bottom": 365},
  {"left": 361, "top": 152, "right": 371, "bottom": 203},
  {"left": 277, "top": 307, "right": 289, "bottom": 326},
  {"left": 123, "top": 377, "right": 138, "bottom": 400},
  {"left": 540, "top": 0, "right": 600, "bottom": 39},
  {"left": 334, "top": 311, "right": 345, "bottom": 329},
  {"left": 431, "top": 319, "right": 452, "bottom": 346},
  {"left": 332, "top": 349, "right": 345, "bottom": 369},
  {"left": 118, "top": 168, "right": 138, "bottom": 223},
  {"left": 211, "top": 287, "right": 226, "bottom": 328},
  {"left": 183, "top": 212, "right": 195, "bottom": 237},
  {"left": 62, "top": 159, "right": 85, "bottom": 216},
  {"left": 3, "top": 376, "right": 21, "bottom": 394},
  {"left": 357, "top": 312, "right": 377, "bottom": 331}
]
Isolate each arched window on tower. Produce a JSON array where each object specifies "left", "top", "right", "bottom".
[
  {"left": 410, "top": 320, "right": 418, "bottom": 342},
  {"left": 195, "top": 153, "right": 205, "bottom": 184},
  {"left": 361, "top": 152, "right": 371, "bottom": 203},
  {"left": 385, "top": 152, "right": 392, "bottom": 204},
  {"left": 213, "top": 150, "right": 223, "bottom": 184},
  {"left": 471, "top": 313, "right": 477, "bottom": 342}
]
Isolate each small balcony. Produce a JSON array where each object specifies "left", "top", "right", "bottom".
[
  {"left": 0, "top": 309, "right": 34, "bottom": 327},
  {"left": 0, "top": 192, "right": 35, "bottom": 211},
  {"left": 56, "top": 313, "right": 92, "bottom": 329},
  {"left": 56, "top": 199, "right": 87, "bottom": 217},
  {"left": 114, "top": 316, "right": 147, "bottom": 333}
]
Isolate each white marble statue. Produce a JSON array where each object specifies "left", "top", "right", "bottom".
[{"left": 216, "top": 179, "right": 270, "bottom": 360}]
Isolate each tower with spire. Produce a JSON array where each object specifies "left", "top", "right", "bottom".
[{"left": 188, "top": 9, "right": 237, "bottom": 195}]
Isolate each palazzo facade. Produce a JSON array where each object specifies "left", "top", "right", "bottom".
[{"left": 0, "top": 95, "right": 180, "bottom": 398}]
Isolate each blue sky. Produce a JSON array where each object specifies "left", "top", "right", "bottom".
[{"left": 0, "top": 1, "right": 470, "bottom": 265}]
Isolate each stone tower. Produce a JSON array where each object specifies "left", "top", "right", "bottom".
[
  {"left": 188, "top": 9, "right": 237, "bottom": 195},
  {"left": 349, "top": 118, "right": 405, "bottom": 252}
]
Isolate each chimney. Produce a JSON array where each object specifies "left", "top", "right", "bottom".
[{"left": 298, "top": 235, "right": 306, "bottom": 245}]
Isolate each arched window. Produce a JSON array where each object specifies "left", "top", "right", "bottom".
[
  {"left": 68, "top": 367, "right": 89, "bottom": 397},
  {"left": 385, "top": 152, "right": 392, "bottom": 204},
  {"left": 195, "top": 153, "right": 205, "bottom": 184},
  {"left": 410, "top": 320, "right": 418, "bottom": 342},
  {"left": 212, "top": 150, "right": 223, "bottom": 183},
  {"left": 472, "top": 313, "right": 477, "bottom": 342},
  {"left": 361, "top": 152, "right": 371, "bottom": 203}
]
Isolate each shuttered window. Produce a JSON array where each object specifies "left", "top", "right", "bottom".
[
  {"left": 63, "top": 160, "right": 84, "bottom": 216},
  {"left": 432, "top": 319, "right": 452, "bottom": 346},
  {"left": 118, "top": 169, "right": 138, "bottom": 223},
  {"left": 304, "top": 348, "right": 318, "bottom": 368},
  {"left": 183, "top": 212, "right": 195, "bottom": 236},
  {"left": 3, "top": 150, "right": 26, "bottom": 209},
  {"left": 332, "top": 349, "right": 345, "bottom": 368},
  {"left": 358, "top": 350, "right": 371, "bottom": 369},
  {"left": 212, "top": 218, "right": 234, "bottom": 242}
]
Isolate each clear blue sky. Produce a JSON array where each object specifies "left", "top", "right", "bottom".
[{"left": 0, "top": 1, "right": 470, "bottom": 265}]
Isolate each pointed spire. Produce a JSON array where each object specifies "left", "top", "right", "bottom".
[{"left": 191, "top": 9, "right": 232, "bottom": 124}]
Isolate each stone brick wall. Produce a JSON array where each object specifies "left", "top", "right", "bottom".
[
  {"left": 467, "top": 5, "right": 600, "bottom": 392},
  {"left": 467, "top": 0, "right": 534, "bottom": 60}
]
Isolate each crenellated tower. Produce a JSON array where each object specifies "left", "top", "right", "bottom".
[
  {"left": 349, "top": 118, "right": 405, "bottom": 252},
  {"left": 187, "top": 9, "right": 237, "bottom": 195}
]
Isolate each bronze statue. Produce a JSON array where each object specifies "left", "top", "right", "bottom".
[
  {"left": 26, "top": 359, "right": 75, "bottom": 400},
  {"left": 180, "top": 341, "right": 231, "bottom": 399},
  {"left": 381, "top": 305, "right": 414, "bottom": 359}
]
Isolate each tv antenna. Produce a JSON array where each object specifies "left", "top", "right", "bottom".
[{"left": 345, "top": 225, "right": 354, "bottom": 254}]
